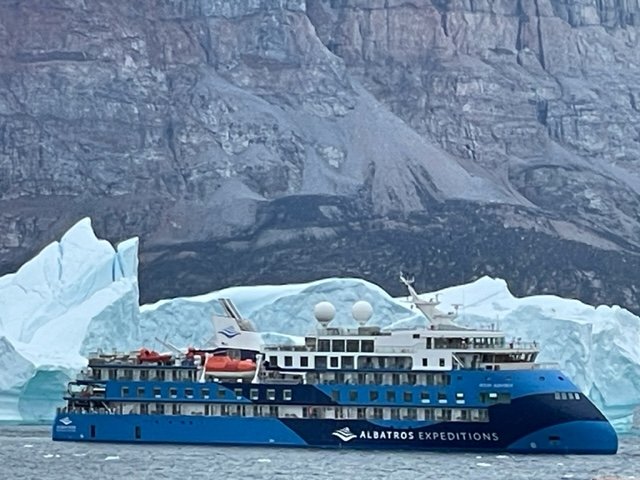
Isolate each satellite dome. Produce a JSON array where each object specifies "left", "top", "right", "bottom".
[
  {"left": 352, "top": 300, "right": 373, "bottom": 325},
  {"left": 314, "top": 301, "right": 336, "bottom": 325}
]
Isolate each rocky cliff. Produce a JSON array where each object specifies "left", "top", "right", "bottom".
[{"left": 1, "top": 0, "right": 640, "bottom": 312}]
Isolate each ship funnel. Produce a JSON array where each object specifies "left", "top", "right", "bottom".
[
  {"left": 352, "top": 300, "right": 373, "bottom": 325},
  {"left": 314, "top": 301, "right": 336, "bottom": 328}
]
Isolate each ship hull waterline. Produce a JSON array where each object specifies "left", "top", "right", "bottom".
[{"left": 52, "top": 413, "right": 617, "bottom": 454}]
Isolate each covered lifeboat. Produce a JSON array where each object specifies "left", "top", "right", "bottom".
[
  {"left": 137, "top": 348, "right": 173, "bottom": 363},
  {"left": 204, "top": 355, "right": 257, "bottom": 379}
]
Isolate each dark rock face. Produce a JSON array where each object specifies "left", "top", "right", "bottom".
[{"left": 1, "top": 0, "right": 640, "bottom": 313}]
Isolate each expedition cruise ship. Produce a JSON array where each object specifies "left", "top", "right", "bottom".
[{"left": 52, "top": 276, "right": 618, "bottom": 454}]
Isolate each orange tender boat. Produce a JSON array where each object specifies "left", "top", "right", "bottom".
[
  {"left": 205, "top": 356, "right": 256, "bottom": 378},
  {"left": 137, "top": 348, "right": 173, "bottom": 363}
]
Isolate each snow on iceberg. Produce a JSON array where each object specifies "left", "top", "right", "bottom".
[
  {"left": 0, "top": 218, "right": 141, "bottom": 421},
  {"left": 1, "top": 218, "right": 640, "bottom": 432}
]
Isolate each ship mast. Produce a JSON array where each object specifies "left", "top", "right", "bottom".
[{"left": 399, "top": 272, "right": 457, "bottom": 328}]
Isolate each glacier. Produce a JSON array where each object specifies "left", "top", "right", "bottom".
[{"left": 0, "top": 218, "right": 639, "bottom": 431}]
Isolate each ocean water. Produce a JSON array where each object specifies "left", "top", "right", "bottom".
[{"left": 1, "top": 426, "right": 638, "bottom": 480}]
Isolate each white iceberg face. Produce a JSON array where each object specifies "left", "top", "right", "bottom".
[{"left": 0, "top": 218, "right": 639, "bottom": 432}]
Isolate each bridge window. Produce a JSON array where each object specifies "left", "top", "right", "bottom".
[
  {"left": 284, "top": 356, "right": 292, "bottom": 367},
  {"left": 300, "top": 356, "right": 309, "bottom": 367},
  {"left": 283, "top": 389, "right": 292, "bottom": 401},
  {"left": 370, "top": 390, "right": 379, "bottom": 401},
  {"left": 153, "top": 387, "right": 161, "bottom": 398},
  {"left": 318, "top": 340, "right": 330, "bottom": 352},
  {"left": 316, "top": 356, "right": 327, "bottom": 369},
  {"left": 422, "top": 358, "right": 429, "bottom": 367},
  {"left": 349, "top": 390, "right": 357, "bottom": 401},
  {"left": 201, "top": 388, "right": 210, "bottom": 399},
  {"left": 169, "top": 387, "right": 177, "bottom": 398},
  {"left": 332, "top": 390, "right": 340, "bottom": 401},
  {"left": 121, "top": 386, "right": 129, "bottom": 397},
  {"left": 404, "top": 391, "right": 412, "bottom": 402},
  {"left": 342, "top": 356, "right": 354, "bottom": 369},
  {"left": 439, "top": 358, "right": 445, "bottom": 367},
  {"left": 332, "top": 340, "right": 345, "bottom": 352},
  {"left": 234, "top": 388, "right": 242, "bottom": 399},
  {"left": 387, "top": 391, "right": 396, "bottom": 402},
  {"left": 437, "top": 392, "right": 447, "bottom": 403},
  {"left": 185, "top": 388, "right": 194, "bottom": 398},
  {"left": 347, "top": 340, "right": 359, "bottom": 352},
  {"left": 362, "top": 340, "right": 374, "bottom": 352},
  {"left": 330, "top": 357, "right": 339, "bottom": 368},
  {"left": 137, "top": 387, "right": 145, "bottom": 397},
  {"left": 420, "top": 392, "right": 430, "bottom": 403},
  {"left": 267, "top": 389, "right": 276, "bottom": 401},
  {"left": 250, "top": 389, "right": 259, "bottom": 400}
]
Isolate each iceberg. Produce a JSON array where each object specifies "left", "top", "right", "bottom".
[{"left": 0, "top": 218, "right": 639, "bottom": 431}]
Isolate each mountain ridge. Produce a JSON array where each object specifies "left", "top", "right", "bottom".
[{"left": 1, "top": 0, "right": 640, "bottom": 312}]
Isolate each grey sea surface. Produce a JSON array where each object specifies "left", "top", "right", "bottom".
[{"left": 1, "top": 426, "right": 638, "bottom": 480}]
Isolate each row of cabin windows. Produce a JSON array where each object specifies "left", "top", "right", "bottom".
[
  {"left": 274, "top": 356, "right": 358, "bottom": 369},
  {"left": 121, "top": 386, "right": 294, "bottom": 402},
  {"left": 311, "top": 337, "right": 505, "bottom": 352},
  {"left": 95, "top": 368, "right": 196, "bottom": 382},
  {"left": 117, "top": 403, "right": 490, "bottom": 422},
  {"left": 554, "top": 392, "right": 581, "bottom": 401},
  {"left": 273, "top": 355, "right": 438, "bottom": 370},
  {"left": 120, "top": 385, "right": 506, "bottom": 405},
  {"left": 315, "top": 339, "right": 375, "bottom": 353},
  {"left": 332, "top": 390, "right": 452, "bottom": 403},
  {"left": 412, "top": 336, "right": 506, "bottom": 348},
  {"left": 306, "top": 372, "right": 451, "bottom": 386}
]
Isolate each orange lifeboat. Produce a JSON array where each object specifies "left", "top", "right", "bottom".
[
  {"left": 204, "top": 356, "right": 256, "bottom": 378},
  {"left": 137, "top": 348, "right": 172, "bottom": 363}
]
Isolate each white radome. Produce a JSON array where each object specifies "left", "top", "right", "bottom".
[
  {"left": 314, "top": 301, "right": 336, "bottom": 324},
  {"left": 352, "top": 300, "right": 373, "bottom": 324}
]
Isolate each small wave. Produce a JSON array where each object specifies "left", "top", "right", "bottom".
[
  {"left": 257, "top": 458, "right": 271, "bottom": 463},
  {"left": 495, "top": 455, "right": 509, "bottom": 459},
  {"left": 42, "top": 454, "right": 54, "bottom": 458},
  {"left": 476, "top": 463, "right": 492, "bottom": 467},
  {"left": 72, "top": 453, "right": 87, "bottom": 457},
  {"left": 23, "top": 444, "right": 33, "bottom": 448},
  {"left": 104, "top": 455, "right": 120, "bottom": 461},
  {"left": 561, "top": 474, "right": 574, "bottom": 479}
]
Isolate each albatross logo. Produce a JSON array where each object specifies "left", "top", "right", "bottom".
[
  {"left": 332, "top": 427, "right": 357, "bottom": 442},
  {"left": 218, "top": 326, "right": 240, "bottom": 339},
  {"left": 59, "top": 417, "right": 72, "bottom": 426}
]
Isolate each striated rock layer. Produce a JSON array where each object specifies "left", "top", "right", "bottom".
[{"left": 1, "top": 0, "right": 640, "bottom": 312}]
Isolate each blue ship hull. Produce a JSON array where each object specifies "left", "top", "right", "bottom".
[{"left": 52, "top": 393, "right": 618, "bottom": 454}]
